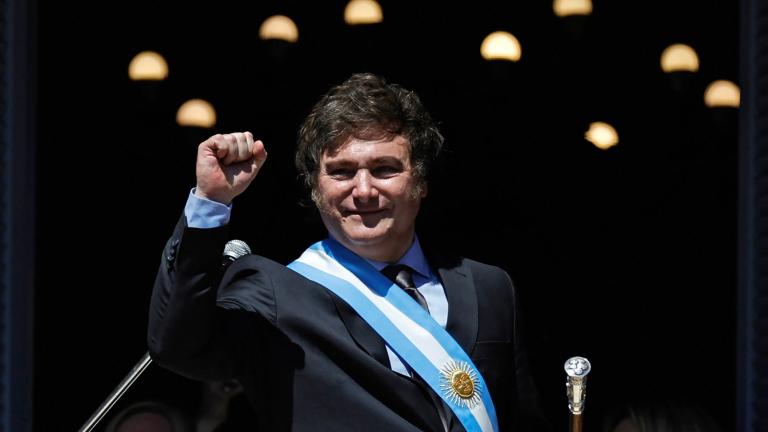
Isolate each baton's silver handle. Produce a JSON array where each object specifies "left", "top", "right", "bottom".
[{"left": 564, "top": 356, "right": 591, "bottom": 415}]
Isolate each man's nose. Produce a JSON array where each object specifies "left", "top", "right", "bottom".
[{"left": 352, "top": 170, "right": 378, "bottom": 202}]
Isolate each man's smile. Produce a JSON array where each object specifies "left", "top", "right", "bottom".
[{"left": 343, "top": 208, "right": 388, "bottom": 216}]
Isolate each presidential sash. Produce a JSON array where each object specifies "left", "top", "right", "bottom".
[{"left": 288, "top": 238, "right": 498, "bottom": 432}]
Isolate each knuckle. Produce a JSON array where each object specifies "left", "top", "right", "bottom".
[{"left": 202, "top": 134, "right": 221, "bottom": 147}]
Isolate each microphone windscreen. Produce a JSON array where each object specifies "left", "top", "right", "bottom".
[{"left": 223, "top": 239, "right": 251, "bottom": 262}]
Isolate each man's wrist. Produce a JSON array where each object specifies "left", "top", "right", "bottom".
[
  {"left": 194, "top": 188, "right": 231, "bottom": 205},
  {"left": 186, "top": 188, "right": 232, "bottom": 228}
]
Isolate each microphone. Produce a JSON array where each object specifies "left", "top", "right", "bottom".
[
  {"left": 79, "top": 239, "right": 251, "bottom": 432},
  {"left": 222, "top": 239, "right": 251, "bottom": 269}
]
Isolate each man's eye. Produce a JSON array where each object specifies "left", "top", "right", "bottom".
[
  {"left": 328, "top": 169, "right": 355, "bottom": 179},
  {"left": 372, "top": 166, "right": 400, "bottom": 177}
]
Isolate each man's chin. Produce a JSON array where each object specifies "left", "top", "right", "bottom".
[
  {"left": 345, "top": 212, "right": 388, "bottom": 225},
  {"left": 334, "top": 224, "right": 390, "bottom": 246},
  {"left": 344, "top": 231, "right": 387, "bottom": 246},
  {"left": 329, "top": 220, "right": 395, "bottom": 248}
]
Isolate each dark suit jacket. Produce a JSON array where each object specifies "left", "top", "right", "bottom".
[{"left": 148, "top": 216, "right": 548, "bottom": 431}]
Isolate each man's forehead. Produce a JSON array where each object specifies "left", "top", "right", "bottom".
[{"left": 323, "top": 134, "right": 410, "bottom": 159}]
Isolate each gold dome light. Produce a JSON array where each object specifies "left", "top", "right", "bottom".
[
  {"left": 128, "top": 51, "right": 168, "bottom": 81},
  {"left": 259, "top": 15, "right": 299, "bottom": 43},
  {"left": 553, "top": 0, "right": 593, "bottom": 17},
  {"left": 660, "top": 44, "right": 699, "bottom": 73},
  {"left": 585, "top": 122, "right": 619, "bottom": 150},
  {"left": 344, "top": 0, "right": 383, "bottom": 25},
  {"left": 480, "top": 31, "right": 522, "bottom": 62},
  {"left": 704, "top": 80, "right": 740, "bottom": 108},
  {"left": 176, "top": 99, "right": 217, "bottom": 128}
]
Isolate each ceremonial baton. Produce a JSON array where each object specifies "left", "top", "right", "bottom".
[{"left": 564, "top": 356, "right": 591, "bottom": 432}]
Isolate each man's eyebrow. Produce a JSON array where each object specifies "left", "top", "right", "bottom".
[
  {"left": 323, "top": 159, "right": 356, "bottom": 168},
  {"left": 370, "top": 156, "right": 404, "bottom": 165},
  {"left": 324, "top": 156, "right": 404, "bottom": 166}
]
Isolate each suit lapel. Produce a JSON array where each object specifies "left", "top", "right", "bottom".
[
  {"left": 323, "top": 253, "right": 480, "bottom": 368},
  {"left": 437, "top": 259, "right": 479, "bottom": 357},
  {"left": 328, "top": 291, "right": 391, "bottom": 368},
  {"left": 328, "top": 289, "right": 447, "bottom": 431},
  {"left": 435, "top": 257, "right": 480, "bottom": 432}
]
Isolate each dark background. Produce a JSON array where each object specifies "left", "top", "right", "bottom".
[{"left": 35, "top": 0, "right": 738, "bottom": 430}]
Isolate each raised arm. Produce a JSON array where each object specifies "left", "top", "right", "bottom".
[{"left": 147, "top": 132, "right": 268, "bottom": 380}]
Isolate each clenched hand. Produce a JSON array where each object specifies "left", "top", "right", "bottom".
[{"left": 195, "top": 132, "right": 268, "bottom": 204}]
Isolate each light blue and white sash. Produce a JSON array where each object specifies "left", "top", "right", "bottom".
[{"left": 288, "top": 238, "right": 498, "bottom": 432}]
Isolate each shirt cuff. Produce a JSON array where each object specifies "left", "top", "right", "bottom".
[{"left": 184, "top": 188, "right": 232, "bottom": 228}]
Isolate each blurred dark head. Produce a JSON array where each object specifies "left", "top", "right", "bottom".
[
  {"left": 105, "top": 401, "right": 191, "bottom": 432},
  {"left": 604, "top": 399, "right": 723, "bottom": 432}
]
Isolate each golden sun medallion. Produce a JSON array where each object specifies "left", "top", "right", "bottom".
[{"left": 440, "top": 360, "right": 482, "bottom": 408}]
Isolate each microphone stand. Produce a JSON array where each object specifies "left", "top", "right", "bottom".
[
  {"left": 79, "top": 352, "right": 153, "bottom": 432},
  {"left": 78, "top": 239, "right": 251, "bottom": 432},
  {"left": 564, "top": 356, "right": 591, "bottom": 432}
]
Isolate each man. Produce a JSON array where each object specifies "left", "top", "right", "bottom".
[{"left": 149, "top": 73, "right": 547, "bottom": 431}]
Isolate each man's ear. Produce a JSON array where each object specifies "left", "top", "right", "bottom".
[{"left": 420, "top": 183, "right": 428, "bottom": 199}]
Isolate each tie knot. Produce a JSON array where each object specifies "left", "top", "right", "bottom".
[
  {"left": 381, "top": 264, "right": 430, "bottom": 313},
  {"left": 381, "top": 264, "right": 416, "bottom": 290}
]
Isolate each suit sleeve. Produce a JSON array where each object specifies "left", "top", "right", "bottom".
[
  {"left": 466, "top": 260, "right": 552, "bottom": 431},
  {"left": 505, "top": 271, "right": 552, "bottom": 431},
  {"left": 147, "top": 215, "right": 263, "bottom": 381}
]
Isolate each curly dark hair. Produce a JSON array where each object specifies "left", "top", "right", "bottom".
[{"left": 295, "top": 73, "right": 444, "bottom": 201}]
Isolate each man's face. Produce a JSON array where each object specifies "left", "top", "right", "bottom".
[{"left": 315, "top": 133, "right": 426, "bottom": 262}]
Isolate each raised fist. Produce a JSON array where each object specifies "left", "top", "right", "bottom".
[{"left": 194, "top": 132, "right": 268, "bottom": 204}]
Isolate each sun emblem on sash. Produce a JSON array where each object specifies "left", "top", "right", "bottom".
[{"left": 440, "top": 360, "right": 482, "bottom": 408}]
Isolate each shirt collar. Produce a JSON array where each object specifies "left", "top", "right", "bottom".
[{"left": 364, "top": 236, "right": 432, "bottom": 279}]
